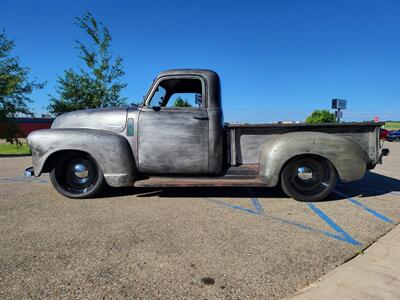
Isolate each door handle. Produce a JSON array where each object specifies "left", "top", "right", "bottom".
[{"left": 192, "top": 113, "right": 209, "bottom": 120}]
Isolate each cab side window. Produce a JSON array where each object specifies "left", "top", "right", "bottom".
[{"left": 148, "top": 78, "right": 203, "bottom": 108}]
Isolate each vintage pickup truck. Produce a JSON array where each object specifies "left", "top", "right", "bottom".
[{"left": 26, "top": 69, "right": 388, "bottom": 201}]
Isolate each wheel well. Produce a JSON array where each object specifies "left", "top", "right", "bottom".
[
  {"left": 279, "top": 154, "right": 339, "bottom": 183},
  {"left": 42, "top": 150, "right": 91, "bottom": 173}
]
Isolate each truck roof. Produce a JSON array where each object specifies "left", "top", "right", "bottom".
[{"left": 157, "top": 69, "right": 219, "bottom": 78}]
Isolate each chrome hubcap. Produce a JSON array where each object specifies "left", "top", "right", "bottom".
[
  {"left": 57, "top": 155, "right": 99, "bottom": 195},
  {"left": 297, "top": 167, "right": 313, "bottom": 181},
  {"left": 74, "top": 163, "right": 88, "bottom": 179}
]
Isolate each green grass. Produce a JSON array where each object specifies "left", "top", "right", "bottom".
[
  {"left": 384, "top": 122, "right": 400, "bottom": 131},
  {"left": 0, "top": 143, "right": 31, "bottom": 155}
]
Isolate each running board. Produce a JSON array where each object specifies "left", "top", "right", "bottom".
[{"left": 134, "top": 176, "right": 265, "bottom": 187}]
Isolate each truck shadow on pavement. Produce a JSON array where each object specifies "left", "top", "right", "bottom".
[
  {"left": 334, "top": 171, "right": 400, "bottom": 200},
  {"left": 100, "top": 171, "right": 400, "bottom": 202},
  {"left": 101, "top": 185, "right": 286, "bottom": 199}
]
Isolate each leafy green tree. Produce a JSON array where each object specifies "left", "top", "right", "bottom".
[
  {"left": 48, "top": 11, "right": 127, "bottom": 116},
  {"left": 173, "top": 97, "right": 192, "bottom": 107},
  {"left": 0, "top": 30, "right": 45, "bottom": 143},
  {"left": 306, "top": 109, "right": 337, "bottom": 123}
]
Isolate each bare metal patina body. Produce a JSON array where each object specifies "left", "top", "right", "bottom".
[{"left": 26, "top": 69, "right": 388, "bottom": 201}]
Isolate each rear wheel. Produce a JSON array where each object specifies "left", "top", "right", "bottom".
[
  {"left": 280, "top": 156, "right": 337, "bottom": 201},
  {"left": 50, "top": 152, "right": 105, "bottom": 199}
]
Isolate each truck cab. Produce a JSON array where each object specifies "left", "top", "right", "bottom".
[{"left": 135, "top": 69, "right": 224, "bottom": 175}]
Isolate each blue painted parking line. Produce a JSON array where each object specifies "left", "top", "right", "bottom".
[
  {"left": 202, "top": 197, "right": 361, "bottom": 246},
  {"left": 0, "top": 176, "right": 48, "bottom": 184},
  {"left": 204, "top": 197, "right": 264, "bottom": 215},
  {"left": 333, "top": 189, "right": 394, "bottom": 223},
  {"left": 307, "top": 203, "right": 361, "bottom": 245},
  {"left": 251, "top": 197, "right": 264, "bottom": 214}
]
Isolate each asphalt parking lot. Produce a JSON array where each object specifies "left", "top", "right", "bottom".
[{"left": 0, "top": 143, "right": 399, "bottom": 299}]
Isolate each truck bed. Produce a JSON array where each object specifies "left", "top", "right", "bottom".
[{"left": 226, "top": 122, "right": 383, "bottom": 166}]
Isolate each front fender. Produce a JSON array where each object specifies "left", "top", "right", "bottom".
[
  {"left": 27, "top": 128, "right": 136, "bottom": 187},
  {"left": 259, "top": 132, "right": 368, "bottom": 187}
]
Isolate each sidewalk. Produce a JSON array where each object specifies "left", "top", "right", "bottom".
[{"left": 287, "top": 224, "right": 400, "bottom": 300}]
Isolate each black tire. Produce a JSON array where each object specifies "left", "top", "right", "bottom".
[
  {"left": 50, "top": 152, "right": 105, "bottom": 199},
  {"left": 280, "top": 156, "right": 337, "bottom": 201}
]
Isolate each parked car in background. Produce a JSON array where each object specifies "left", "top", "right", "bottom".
[
  {"left": 386, "top": 130, "right": 400, "bottom": 142},
  {"left": 380, "top": 128, "right": 391, "bottom": 140}
]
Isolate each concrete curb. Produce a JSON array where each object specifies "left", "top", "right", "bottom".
[{"left": 285, "top": 224, "right": 400, "bottom": 300}]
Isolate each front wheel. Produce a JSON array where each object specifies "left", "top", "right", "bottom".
[
  {"left": 50, "top": 152, "right": 105, "bottom": 199},
  {"left": 280, "top": 156, "right": 337, "bottom": 201}
]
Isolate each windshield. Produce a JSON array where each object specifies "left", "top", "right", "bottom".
[{"left": 148, "top": 86, "right": 167, "bottom": 107}]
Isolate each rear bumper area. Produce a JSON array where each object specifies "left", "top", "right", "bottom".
[
  {"left": 380, "top": 148, "right": 390, "bottom": 163},
  {"left": 368, "top": 148, "right": 390, "bottom": 170}
]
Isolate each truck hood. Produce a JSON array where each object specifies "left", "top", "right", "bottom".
[{"left": 51, "top": 107, "right": 130, "bottom": 133}]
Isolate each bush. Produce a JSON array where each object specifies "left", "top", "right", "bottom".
[
  {"left": 306, "top": 109, "right": 336, "bottom": 123},
  {"left": 173, "top": 97, "right": 192, "bottom": 107}
]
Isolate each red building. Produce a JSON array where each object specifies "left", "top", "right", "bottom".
[{"left": 11, "top": 117, "right": 54, "bottom": 137}]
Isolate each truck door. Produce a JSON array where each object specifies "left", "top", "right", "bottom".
[{"left": 137, "top": 76, "right": 209, "bottom": 174}]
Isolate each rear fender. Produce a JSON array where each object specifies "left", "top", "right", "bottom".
[
  {"left": 27, "top": 128, "right": 136, "bottom": 187},
  {"left": 259, "top": 131, "right": 368, "bottom": 187}
]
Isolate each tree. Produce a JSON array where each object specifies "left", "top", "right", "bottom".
[
  {"left": 306, "top": 109, "right": 336, "bottom": 124},
  {"left": 0, "top": 30, "right": 45, "bottom": 143},
  {"left": 48, "top": 11, "right": 127, "bottom": 116},
  {"left": 173, "top": 97, "right": 192, "bottom": 107}
]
